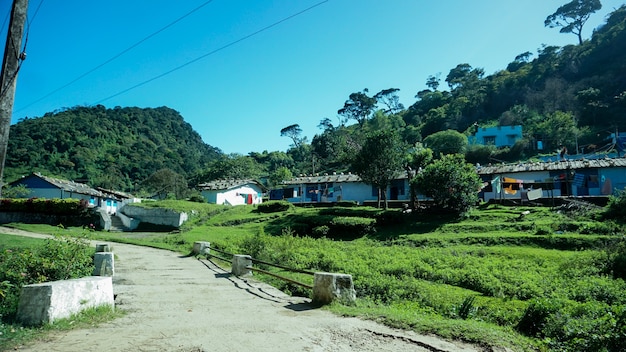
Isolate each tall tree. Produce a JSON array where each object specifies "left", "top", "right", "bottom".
[
  {"left": 545, "top": 0, "right": 602, "bottom": 44},
  {"left": 413, "top": 154, "right": 481, "bottom": 216},
  {"left": 373, "top": 88, "right": 405, "bottom": 114},
  {"left": 338, "top": 89, "right": 377, "bottom": 127},
  {"left": 280, "top": 124, "right": 304, "bottom": 148},
  {"left": 143, "top": 168, "right": 189, "bottom": 199},
  {"left": 352, "top": 129, "right": 406, "bottom": 209}
]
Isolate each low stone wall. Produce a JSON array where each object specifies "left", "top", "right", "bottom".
[
  {"left": 16, "top": 276, "right": 114, "bottom": 326},
  {"left": 116, "top": 211, "right": 141, "bottom": 230},
  {"left": 120, "top": 205, "right": 188, "bottom": 228}
]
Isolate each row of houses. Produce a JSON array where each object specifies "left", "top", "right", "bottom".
[{"left": 7, "top": 157, "right": 626, "bottom": 210}]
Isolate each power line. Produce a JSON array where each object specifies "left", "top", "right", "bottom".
[
  {"left": 14, "top": 0, "right": 216, "bottom": 114},
  {"left": 94, "top": 0, "right": 329, "bottom": 104}
]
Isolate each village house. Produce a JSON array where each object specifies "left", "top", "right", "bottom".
[
  {"left": 274, "top": 172, "right": 411, "bottom": 205},
  {"left": 8, "top": 172, "right": 129, "bottom": 214},
  {"left": 468, "top": 125, "right": 523, "bottom": 148},
  {"left": 197, "top": 179, "right": 265, "bottom": 205},
  {"left": 477, "top": 158, "right": 626, "bottom": 202}
]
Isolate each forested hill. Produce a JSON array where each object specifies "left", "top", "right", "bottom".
[{"left": 5, "top": 105, "right": 221, "bottom": 191}]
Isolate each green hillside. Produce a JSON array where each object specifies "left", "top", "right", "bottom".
[
  {"left": 5, "top": 105, "right": 221, "bottom": 191},
  {"left": 4, "top": 5, "right": 626, "bottom": 194}
]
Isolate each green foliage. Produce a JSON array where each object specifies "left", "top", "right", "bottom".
[
  {"left": 604, "top": 187, "right": 626, "bottom": 220},
  {"left": 545, "top": 0, "right": 602, "bottom": 44},
  {"left": 5, "top": 106, "right": 221, "bottom": 191},
  {"left": 352, "top": 129, "right": 406, "bottom": 208},
  {"left": 142, "top": 168, "right": 189, "bottom": 200},
  {"left": 423, "top": 130, "right": 468, "bottom": 156},
  {"left": 256, "top": 200, "right": 294, "bottom": 213},
  {"left": 0, "top": 235, "right": 94, "bottom": 322},
  {"left": 413, "top": 154, "right": 481, "bottom": 215},
  {"left": 0, "top": 198, "right": 88, "bottom": 215}
]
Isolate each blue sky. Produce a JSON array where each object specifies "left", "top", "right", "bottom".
[{"left": 2, "top": 0, "right": 624, "bottom": 155}]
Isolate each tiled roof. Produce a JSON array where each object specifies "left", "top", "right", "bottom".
[
  {"left": 477, "top": 157, "right": 626, "bottom": 175},
  {"left": 197, "top": 179, "right": 263, "bottom": 191},
  {"left": 36, "top": 173, "right": 105, "bottom": 197}
]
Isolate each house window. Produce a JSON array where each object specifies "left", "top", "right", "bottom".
[
  {"left": 483, "top": 136, "right": 496, "bottom": 145},
  {"left": 371, "top": 185, "right": 378, "bottom": 197},
  {"left": 323, "top": 183, "right": 334, "bottom": 197}
]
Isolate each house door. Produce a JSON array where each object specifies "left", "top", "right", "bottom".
[{"left": 390, "top": 186, "right": 399, "bottom": 200}]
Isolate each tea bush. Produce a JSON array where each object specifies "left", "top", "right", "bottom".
[{"left": 256, "top": 200, "right": 294, "bottom": 213}]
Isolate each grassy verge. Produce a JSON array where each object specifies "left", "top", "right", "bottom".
[{"left": 0, "top": 306, "right": 124, "bottom": 351}]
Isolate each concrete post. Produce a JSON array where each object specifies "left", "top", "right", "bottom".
[
  {"left": 231, "top": 255, "right": 252, "bottom": 276},
  {"left": 95, "top": 243, "right": 111, "bottom": 252},
  {"left": 93, "top": 252, "right": 114, "bottom": 276},
  {"left": 192, "top": 241, "right": 210, "bottom": 255},
  {"left": 313, "top": 272, "right": 356, "bottom": 305}
]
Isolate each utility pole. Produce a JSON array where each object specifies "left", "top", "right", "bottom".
[{"left": 0, "top": 0, "right": 29, "bottom": 197}]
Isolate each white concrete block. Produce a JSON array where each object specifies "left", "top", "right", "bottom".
[
  {"left": 192, "top": 241, "right": 210, "bottom": 255},
  {"left": 17, "top": 276, "right": 114, "bottom": 326},
  {"left": 313, "top": 272, "right": 356, "bottom": 305},
  {"left": 232, "top": 255, "right": 252, "bottom": 276}
]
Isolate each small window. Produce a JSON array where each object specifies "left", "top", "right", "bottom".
[{"left": 483, "top": 136, "right": 496, "bottom": 145}]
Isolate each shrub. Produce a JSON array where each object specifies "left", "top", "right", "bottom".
[
  {"left": 516, "top": 297, "right": 565, "bottom": 337},
  {"left": 0, "top": 235, "right": 93, "bottom": 322},
  {"left": 257, "top": 200, "right": 294, "bottom": 213},
  {"left": 0, "top": 198, "right": 88, "bottom": 215},
  {"left": 604, "top": 188, "right": 626, "bottom": 221},
  {"left": 328, "top": 216, "right": 376, "bottom": 239}
]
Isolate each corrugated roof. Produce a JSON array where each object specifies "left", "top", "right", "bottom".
[
  {"left": 477, "top": 157, "right": 626, "bottom": 175},
  {"left": 282, "top": 171, "right": 409, "bottom": 185},
  {"left": 282, "top": 173, "right": 362, "bottom": 185},
  {"left": 35, "top": 173, "right": 105, "bottom": 197},
  {"left": 197, "top": 179, "right": 264, "bottom": 191}
]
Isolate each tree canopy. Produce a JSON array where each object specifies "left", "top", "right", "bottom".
[
  {"left": 352, "top": 129, "right": 406, "bottom": 208},
  {"left": 545, "top": 0, "right": 602, "bottom": 44}
]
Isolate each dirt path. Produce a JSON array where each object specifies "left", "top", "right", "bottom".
[{"left": 1, "top": 227, "right": 489, "bottom": 352}]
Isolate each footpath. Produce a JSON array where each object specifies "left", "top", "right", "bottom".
[{"left": 1, "top": 227, "right": 488, "bottom": 352}]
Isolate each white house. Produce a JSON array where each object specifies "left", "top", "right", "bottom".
[
  {"left": 477, "top": 158, "right": 626, "bottom": 202},
  {"left": 198, "top": 179, "right": 265, "bottom": 205},
  {"left": 275, "top": 172, "right": 410, "bottom": 205}
]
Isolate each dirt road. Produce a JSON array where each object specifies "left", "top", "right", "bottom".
[{"left": 2, "top": 228, "right": 489, "bottom": 352}]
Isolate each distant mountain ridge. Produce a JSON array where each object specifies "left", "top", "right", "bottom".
[{"left": 5, "top": 105, "right": 221, "bottom": 191}]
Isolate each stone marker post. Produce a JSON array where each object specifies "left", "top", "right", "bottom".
[
  {"left": 232, "top": 255, "right": 252, "bottom": 276},
  {"left": 312, "top": 272, "right": 356, "bottom": 305},
  {"left": 192, "top": 241, "right": 210, "bottom": 255},
  {"left": 93, "top": 244, "right": 114, "bottom": 276}
]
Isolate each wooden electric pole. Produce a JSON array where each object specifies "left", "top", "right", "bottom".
[{"left": 0, "top": 0, "right": 29, "bottom": 197}]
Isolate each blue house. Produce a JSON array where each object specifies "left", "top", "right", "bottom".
[
  {"left": 469, "top": 125, "right": 522, "bottom": 148},
  {"left": 7, "top": 173, "right": 126, "bottom": 213},
  {"left": 274, "top": 172, "right": 411, "bottom": 205}
]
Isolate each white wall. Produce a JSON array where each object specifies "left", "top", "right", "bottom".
[{"left": 202, "top": 184, "right": 263, "bottom": 205}]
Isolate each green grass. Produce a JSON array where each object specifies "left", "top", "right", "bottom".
[
  {"left": 0, "top": 234, "right": 47, "bottom": 250},
  {"left": 5, "top": 200, "right": 626, "bottom": 351},
  {"left": 0, "top": 306, "right": 123, "bottom": 351}
]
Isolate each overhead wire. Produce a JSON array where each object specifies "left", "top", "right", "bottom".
[
  {"left": 94, "top": 0, "right": 329, "bottom": 104},
  {"left": 13, "top": 0, "right": 216, "bottom": 113}
]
